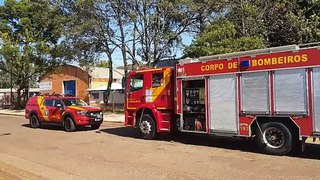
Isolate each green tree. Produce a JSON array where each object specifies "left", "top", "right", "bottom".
[
  {"left": 227, "top": 0, "right": 320, "bottom": 46},
  {"left": 61, "top": 0, "right": 116, "bottom": 106},
  {"left": 0, "top": 0, "right": 70, "bottom": 109},
  {"left": 184, "top": 19, "right": 265, "bottom": 57},
  {"left": 96, "top": 60, "right": 110, "bottom": 68},
  {"left": 0, "top": 70, "right": 10, "bottom": 88},
  {"left": 184, "top": 0, "right": 320, "bottom": 57}
]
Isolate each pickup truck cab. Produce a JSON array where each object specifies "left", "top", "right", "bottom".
[{"left": 25, "top": 95, "right": 103, "bottom": 131}]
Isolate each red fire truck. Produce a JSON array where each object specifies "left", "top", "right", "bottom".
[{"left": 125, "top": 43, "right": 320, "bottom": 155}]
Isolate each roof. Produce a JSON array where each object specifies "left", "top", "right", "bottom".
[
  {"left": 40, "top": 64, "right": 91, "bottom": 81},
  {"left": 90, "top": 67, "right": 124, "bottom": 79},
  {"left": 87, "top": 82, "right": 123, "bottom": 91}
]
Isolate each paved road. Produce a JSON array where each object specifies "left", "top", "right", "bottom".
[{"left": 1, "top": 115, "right": 320, "bottom": 180}]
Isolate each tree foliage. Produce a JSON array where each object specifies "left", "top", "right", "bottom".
[
  {"left": 185, "top": 0, "right": 320, "bottom": 57},
  {"left": 96, "top": 60, "right": 109, "bottom": 68},
  {"left": 0, "top": 0, "right": 69, "bottom": 108},
  {"left": 184, "top": 19, "right": 265, "bottom": 57}
]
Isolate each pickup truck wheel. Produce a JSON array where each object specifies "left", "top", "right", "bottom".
[
  {"left": 91, "top": 124, "right": 101, "bottom": 130},
  {"left": 29, "top": 115, "right": 40, "bottom": 128},
  {"left": 139, "top": 114, "right": 156, "bottom": 140},
  {"left": 64, "top": 117, "right": 76, "bottom": 132},
  {"left": 256, "top": 122, "right": 292, "bottom": 155}
]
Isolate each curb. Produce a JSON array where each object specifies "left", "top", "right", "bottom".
[
  {"left": 0, "top": 113, "right": 24, "bottom": 117},
  {"left": 0, "top": 112, "right": 124, "bottom": 123}
]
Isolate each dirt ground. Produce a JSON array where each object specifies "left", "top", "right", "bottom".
[{"left": 1, "top": 115, "right": 320, "bottom": 180}]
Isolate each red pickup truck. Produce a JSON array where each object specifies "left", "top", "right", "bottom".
[{"left": 25, "top": 95, "right": 103, "bottom": 131}]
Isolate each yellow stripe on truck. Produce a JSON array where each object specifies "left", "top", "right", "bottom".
[{"left": 150, "top": 68, "right": 171, "bottom": 103}]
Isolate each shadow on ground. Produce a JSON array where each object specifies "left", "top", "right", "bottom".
[
  {"left": 21, "top": 124, "right": 94, "bottom": 132},
  {"left": 99, "top": 126, "right": 320, "bottom": 160}
]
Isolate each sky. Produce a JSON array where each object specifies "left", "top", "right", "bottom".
[{"left": 0, "top": 0, "right": 3, "bottom": 5}]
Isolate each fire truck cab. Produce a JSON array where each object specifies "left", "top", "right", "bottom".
[
  {"left": 125, "top": 43, "right": 320, "bottom": 155},
  {"left": 125, "top": 67, "right": 174, "bottom": 139}
]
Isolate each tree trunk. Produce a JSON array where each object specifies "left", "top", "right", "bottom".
[
  {"left": 142, "top": 0, "right": 150, "bottom": 65},
  {"left": 15, "top": 88, "right": 22, "bottom": 110},
  {"left": 132, "top": 18, "right": 137, "bottom": 70},
  {"left": 104, "top": 58, "right": 113, "bottom": 108},
  {"left": 116, "top": 0, "right": 128, "bottom": 92}
]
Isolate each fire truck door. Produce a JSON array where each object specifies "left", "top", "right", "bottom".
[
  {"left": 149, "top": 69, "right": 173, "bottom": 109},
  {"left": 313, "top": 67, "right": 320, "bottom": 133},
  {"left": 209, "top": 75, "right": 238, "bottom": 133},
  {"left": 127, "top": 74, "right": 145, "bottom": 110}
]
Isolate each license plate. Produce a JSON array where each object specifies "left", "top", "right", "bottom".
[{"left": 95, "top": 118, "right": 101, "bottom": 121}]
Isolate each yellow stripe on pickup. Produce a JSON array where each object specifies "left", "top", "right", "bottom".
[
  {"left": 67, "top": 106, "right": 85, "bottom": 111},
  {"left": 37, "top": 96, "right": 49, "bottom": 121}
]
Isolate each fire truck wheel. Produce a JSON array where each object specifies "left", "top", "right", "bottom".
[
  {"left": 256, "top": 122, "right": 292, "bottom": 155},
  {"left": 64, "top": 117, "right": 76, "bottom": 132},
  {"left": 139, "top": 114, "right": 156, "bottom": 140},
  {"left": 29, "top": 115, "right": 40, "bottom": 128}
]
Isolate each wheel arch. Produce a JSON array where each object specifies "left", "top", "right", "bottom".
[
  {"left": 62, "top": 112, "right": 75, "bottom": 127},
  {"left": 250, "top": 116, "right": 301, "bottom": 140},
  {"left": 29, "top": 110, "right": 39, "bottom": 118},
  {"left": 135, "top": 108, "right": 157, "bottom": 128}
]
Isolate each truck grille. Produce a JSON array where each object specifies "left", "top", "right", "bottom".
[{"left": 86, "top": 111, "right": 103, "bottom": 118}]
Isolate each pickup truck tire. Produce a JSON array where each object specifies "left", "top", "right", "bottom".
[
  {"left": 138, "top": 114, "right": 156, "bottom": 140},
  {"left": 91, "top": 124, "right": 101, "bottom": 130},
  {"left": 256, "top": 122, "right": 292, "bottom": 155},
  {"left": 29, "top": 115, "right": 40, "bottom": 128},
  {"left": 64, "top": 117, "right": 76, "bottom": 132}
]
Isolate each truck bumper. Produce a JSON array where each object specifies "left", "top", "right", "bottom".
[{"left": 74, "top": 116, "right": 103, "bottom": 125}]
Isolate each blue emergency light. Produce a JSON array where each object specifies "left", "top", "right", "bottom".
[{"left": 241, "top": 60, "right": 250, "bottom": 68}]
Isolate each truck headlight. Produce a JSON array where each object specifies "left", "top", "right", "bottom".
[{"left": 76, "top": 111, "right": 87, "bottom": 116}]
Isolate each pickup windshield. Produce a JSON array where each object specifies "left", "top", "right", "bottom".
[{"left": 62, "top": 98, "right": 87, "bottom": 106}]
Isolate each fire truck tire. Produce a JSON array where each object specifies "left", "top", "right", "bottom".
[
  {"left": 64, "top": 117, "right": 76, "bottom": 132},
  {"left": 29, "top": 115, "right": 40, "bottom": 128},
  {"left": 139, "top": 114, "right": 156, "bottom": 140},
  {"left": 256, "top": 122, "right": 292, "bottom": 155}
]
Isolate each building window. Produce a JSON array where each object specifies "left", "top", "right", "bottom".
[{"left": 91, "top": 92, "right": 100, "bottom": 99}]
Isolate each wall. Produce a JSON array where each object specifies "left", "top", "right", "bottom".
[
  {"left": 40, "top": 65, "right": 90, "bottom": 101},
  {"left": 89, "top": 90, "right": 124, "bottom": 107},
  {"left": 91, "top": 78, "right": 109, "bottom": 88}
]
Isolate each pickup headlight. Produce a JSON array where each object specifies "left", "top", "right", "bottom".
[{"left": 76, "top": 111, "right": 88, "bottom": 116}]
